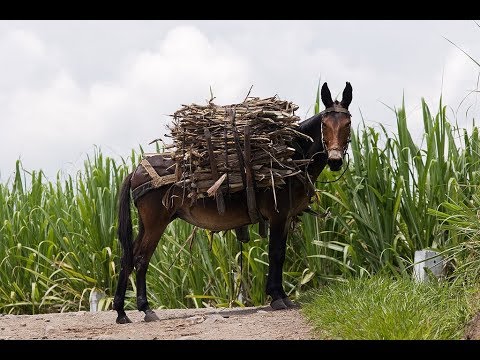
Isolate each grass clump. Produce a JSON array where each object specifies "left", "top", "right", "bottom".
[{"left": 300, "top": 276, "right": 479, "bottom": 339}]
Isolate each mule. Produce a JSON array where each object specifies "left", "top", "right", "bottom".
[{"left": 113, "top": 82, "right": 353, "bottom": 323}]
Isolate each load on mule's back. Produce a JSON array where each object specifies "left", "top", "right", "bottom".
[{"left": 113, "top": 82, "right": 353, "bottom": 324}]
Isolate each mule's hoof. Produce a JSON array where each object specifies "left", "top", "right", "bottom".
[
  {"left": 270, "top": 298, "right": 288, "bottom": 310},
  {"left": 282, "top": 297, "right": 296, "bottom": 308},
  {"left": 116, "top": 315, "right": 132, "bottom": 324},
  {"left": 144, "top": 309, "right": 160, "bottom": 322}
]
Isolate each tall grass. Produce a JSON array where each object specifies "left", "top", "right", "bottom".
[
  {"left": 0, "top": 149, "right": 135, "bottom": 314},
  {"left": 428, "top": 184, "right": 480, "bottom": 286},
  {"left": 1, "top": 93, "right": 479, "bottom": 314},
  {"left": 425, "top": 34, "right": 480, "bottom": 286}
]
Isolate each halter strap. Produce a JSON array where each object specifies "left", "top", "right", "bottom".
[{"left": 319, "top": 106, "right": 351, "bottom": 117}]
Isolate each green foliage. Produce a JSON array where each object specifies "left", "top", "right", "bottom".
[
  {"left": 300, "top": 276, "right": 479, "bottom": 339},
  {"left": 428, "top": 185, "right": 480, "bottom": 286},
  {"left": 0, "top": 149, "right": 138, "bottom": 314}
]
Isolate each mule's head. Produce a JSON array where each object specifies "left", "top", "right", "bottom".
[{"left": 320, "top": 82, "right": 353, "bottom": 171}]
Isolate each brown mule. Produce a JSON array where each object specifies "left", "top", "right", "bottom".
[{"left": 113, "top": 82, "right": 353, "bottom": 324}]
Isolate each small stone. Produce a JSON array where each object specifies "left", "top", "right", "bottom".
[
  {"left": 185, "top": 315, "right": 205, "bottom": 325},
  {"left": 45, "top": 319, "right": 50, "bottom": 322},
  {"left": 20, "top": 323, "right": 26, "bottom": 327},
  {"left": 45, "top": 325, "right": 55, "bottom": 334},
  {"left": 204, "top": 314, "right": 227, "bottom": 324},
  {"left": 97, "top": 335, "right": 111, "bottom": 340}
]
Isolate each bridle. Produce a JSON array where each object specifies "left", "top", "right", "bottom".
[
  {"left": 311, "top": 105, "right": 352, "bottom": 184},
  {"left": 318, "top": 105, "right": 352, "bottom": 157},
  {"left": 301, "top": 105, "right": 354, "bottom": 189}
]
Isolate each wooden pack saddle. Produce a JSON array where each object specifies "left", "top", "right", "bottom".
[{"left": 129, "top": 151, "right": 267, "bottom": 241}]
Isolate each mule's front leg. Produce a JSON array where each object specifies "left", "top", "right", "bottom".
[{"left": 266, "top": 218, "right": 295, "bottom": 310}]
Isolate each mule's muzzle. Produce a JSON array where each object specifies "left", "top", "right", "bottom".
[{"left": 327, "top": 149, "right": 344, "bottom": 171}]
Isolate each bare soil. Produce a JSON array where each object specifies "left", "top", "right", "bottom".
[
  {"left": 0, "top": 305, "right": 316, "bottom": 340},
  {"left": 465, "top": 312, "right": 480, "bottom": 340},
  {"left": 2, "top": 305, "right": 479, "bottom": 340}
]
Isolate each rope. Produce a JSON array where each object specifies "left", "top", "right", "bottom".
[
  {"left": 318, "top": 152, "right": 350, "bottom": 184},
  {"left": 239, "top": 240, "right": 243, "bottom": 301},
  {"left": 240, "top": 240, "right": 243, "bottom": 274}
]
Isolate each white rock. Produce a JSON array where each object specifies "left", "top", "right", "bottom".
[
  {"left": 185, "top": 315, "right": 205, "bottom": 325},
  {"left": 204, "top": 314, "right": 227, "bottom": 324}
]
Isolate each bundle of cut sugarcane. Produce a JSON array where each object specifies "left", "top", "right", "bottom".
[{"left": 166, "top": 96, "right": 312, "bottom": 202}]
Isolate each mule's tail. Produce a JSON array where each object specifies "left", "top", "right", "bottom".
[{"left": 118, "top": 172, "right": 134, "bottom": 272}]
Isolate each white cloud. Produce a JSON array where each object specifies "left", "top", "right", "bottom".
[
  {"left": 0, "top": 29, "right": 60, "bottom": 91},
  {"left": 0, "top": 25, "right": 252, "bottom": 180},
  {"left": 442, "top": 48, "right": 480, "bottom": 120},
  {"left": 7, "top": 29, "right": 46, "bottom": 56}
]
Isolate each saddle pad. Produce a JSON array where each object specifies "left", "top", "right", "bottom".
[{"left": 131, "top": 153, "right": 177, "bottom": 203}]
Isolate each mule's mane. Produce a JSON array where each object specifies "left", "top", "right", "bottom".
[
  {"left": 295, "top": 113, "right": 323, "bottom": 160},
  {"left": 298, "top": 113, "right": 321, "bottom": 135}
]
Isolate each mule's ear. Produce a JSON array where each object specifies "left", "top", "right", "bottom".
[
  {"left": 321, "top": 82, "right": 334, "bottom": 108},
  {"left": 340, "top": 82, "right": 353, "bottom": 109}
]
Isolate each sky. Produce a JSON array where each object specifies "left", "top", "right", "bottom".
[{"left": 0, "top": 20, "right": 479, "bottom": 181}]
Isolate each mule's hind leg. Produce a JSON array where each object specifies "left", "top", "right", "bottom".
[
  {"left": 113, "top": 173, "right": 137, "bottom": 324},
  {"left": 113, "top": 262, "right": 133, "bottom": 323},
  {"left": 113, "top": 267, "right": 134, "bottom": 323},
  {"left": 113, "top": 222, "right": 143, "bottom": 324},
  {"left": 113, "top": 221, "right": 146, "bottom": 324},
  {"left": 133, "top": 200, "right": 172, "bottom": 322}
]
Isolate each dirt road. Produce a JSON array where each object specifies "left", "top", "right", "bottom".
[{"left": 0, "top": 305, "right": 316, "bottom": 340}]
